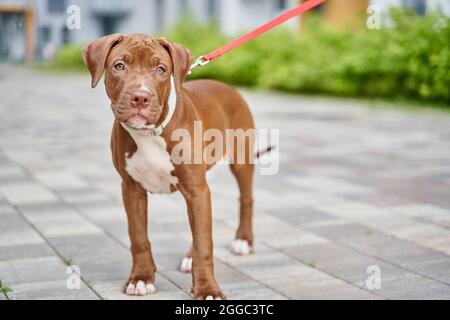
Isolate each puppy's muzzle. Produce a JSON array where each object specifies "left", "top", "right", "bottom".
[{"left": 130, "top": 89, "right": 153, "bottom": 110}]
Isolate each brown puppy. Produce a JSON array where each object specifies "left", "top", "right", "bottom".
[{"left": 82, "top": 34, "right": 256, "bottom": 299}]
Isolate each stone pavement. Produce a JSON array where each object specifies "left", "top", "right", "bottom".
[{"left": 0, "top": 65, "right": 449, "bottom": 300}]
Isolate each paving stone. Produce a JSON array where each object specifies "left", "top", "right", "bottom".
[
  {"left": 8, "top": 280, "right": 99, "bottom": 300},
  {"left": 261, "top": 230, "right": 329, "bottom": 249},
  {"left": 378, "top": 275, "right": 450, "bottom": 300},
  {"left": 214, "top": 260, "right": 251, "bottom": 283},
  {"left": 0, "top": 182, "right": 59, "bottom": 205},
  {"left": 251, "top": 214, "right": 301, "bottom": 235},
  {"left": 0, "top": 203, "right": 17, "bottom": 216},
  {"left": 306, "top": 222, "right": 450, "bottom": 284},
  {"left": 388, "top": 224, "right": 450, "bottom": 255},
  {"left": 72, "top": 203, "right": 126, "bottom": 225},
  {"left": 0, "top": 214, "right": 45, "bottom": 247},
  {"left": 1, "top": 149, "right": 49, "bottom": 169},
  {"left": 316, "top": 200, "right": 389, "bottom": 221},
  {"left": 46, "top": 233, "right": 128, "bottom": 262},
  {"left": 0, "top": 256, "right": 71, "bottom": 285},
  {"left": 316, "top": 200, "right": 450, "bottom": 255},
  {"left": 21, "top": 208, "right": 103, "bottom": 238},
  {"left": 0, "top": 243, "right": 54, "bottom": 261},
  {"left": 210, "top": 223, "right": 237, "bottom": 246},
  {"left": 306, "top": 222, "right": 380, "bottom": 242},
  {"left": 58, "top": 189, "right": 114, "bottom": 205},
  {"left": 301, "top": 218, "right": 350, "bottom": 228},
  {"left": 161, "top": 259, "right": 252, "bottom": 291},
  {"left": 253, "top": 188, "right": 320, "bottom": 211},
  {"left": 159, "top": 270, "right": 192, "bottom": 290},
  {"left": 0, "top": 164, "right": 28, "bottom": 180},
  {"left": 33, "top": 169, "right": 89, "bottom": 189},
  {"left": 16, "top": 201, "right": 73, "bottom": 214},
  {"left": 151, "top": 232, "right": 190, "bottom": 251},
  {"left": 72, "top": 257, "right": 131, "bottom": 283},
  {"left": 264, "top": 275, "right": 380, "bottom": 300},
  {"left": 271, "top": 207, "right": 336, "bottom": 226},
  {"left": 286, "top": 175, "right": 374, "bottom": 196},
  {"left": 2, "top": 66, "right": 450, "bottom": 299},
  {"left": 403, "top": 259, "right": 450, "bottom": 284},
  {"left": 390, "top": 204, "right": 450, "bottom": 227},
  {"left": 344, "top": 192, "right": 412, "bottom": 207},
  {"left": 284, "top": 242, "right": 415, "bottom": 285},
  {"left": 221, "top": 281, "right": 287, "bottom": 300},
  {"left": 238, "top": 260, "right": 322, "bottom": 282}
]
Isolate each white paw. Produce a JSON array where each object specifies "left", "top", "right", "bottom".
[
  {"left": 125, "top": 280, "right": 156, "bottom": 296},
  {"left": 230, "top": 239, "right": 252, "bottom": 256},
  {"left": 179, "top": 256, "right": 192, "bottom": 273}
]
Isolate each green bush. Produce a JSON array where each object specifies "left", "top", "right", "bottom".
[
  {"left": 168, "top": 10, "right": 449, "bottom": 103},
  {"left": 50, "top": 9, "right": 450, "bottom": 103},
  {"left": 53, "top": 44, "right": 85, "bottom": 71}
]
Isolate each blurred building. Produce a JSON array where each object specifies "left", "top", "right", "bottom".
[
  {"left": 1, "top": 0, "right": 449, "bottom": 62},
  {"left": 305, "top": 0, "right": 450, "bottom": 29}
]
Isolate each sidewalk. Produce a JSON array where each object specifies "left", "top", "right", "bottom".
[{"left": 1, "top": 65, "right": 449, "bottom": 299}]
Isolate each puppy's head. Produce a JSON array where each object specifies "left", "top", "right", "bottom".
[{"left": 82, "top": 34, "right": 192, "bottom": 128}]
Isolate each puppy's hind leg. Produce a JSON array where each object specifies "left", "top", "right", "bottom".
[{"left": 229, "top": 163, "right": 254, "bottom": 256}]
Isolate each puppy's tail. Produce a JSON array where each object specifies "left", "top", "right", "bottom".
[{"left": 255, "top": 145, "right": 275, "bottom": 159}]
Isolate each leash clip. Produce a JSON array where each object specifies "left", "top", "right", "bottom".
[{"left": 189, "top": 56, "right": 210, "bottom": 74}]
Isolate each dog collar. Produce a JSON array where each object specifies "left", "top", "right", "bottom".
[{"left": 121, "top": 76, "right": 177, "bottom": 136}]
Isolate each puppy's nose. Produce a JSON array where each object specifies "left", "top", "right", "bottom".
[{"left": 130, "top": 89, "right": 152, "bottom": 109}]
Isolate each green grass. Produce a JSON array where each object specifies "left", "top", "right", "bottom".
[
  {"left": 0, "top": 280, "right": 13, "bottom": 295},
  {"left": 62, "top": 256, "right": 73, "bottom": 266}
]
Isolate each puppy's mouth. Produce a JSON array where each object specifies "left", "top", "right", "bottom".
[
  {"left": 121, "top": 114, "right": 162, "bottom": 136},
  {"left": 126, "top": 115, "right": 151, "bottom": 129}
]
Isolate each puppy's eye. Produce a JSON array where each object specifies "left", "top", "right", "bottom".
[
  {"left": 114, "top": 63, "right": 125, "bottom": 71},
  {"left": 156, "top": 66, "right": 166, "bottom": 75}
]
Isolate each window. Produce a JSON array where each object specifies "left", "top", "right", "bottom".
[
  {"left": 207, "top": 0, "right": 219, "bottom": 19},
  {"left": 179, "top": 0, "right": 189, "bottom": 14},
  {"left": 100, "top": 17, "right": 119, "bottom": 36},
  {"left": 276, "top": 0, "right": 288, "bottom": 11},
  {"left": 41, "top": 26, "right": 51, "bottom": 42},
  {"left": 61, "top": 26, "right": 70, "bottom": 44},
  {"left": 156, "top": 0, "right": 166, "bottom": 30},
  {"left": 47, "top": 0, "right": 66, "bottom": 14},
  {"left": 402, "top": 0, "right": 426, "bottom": 15}
]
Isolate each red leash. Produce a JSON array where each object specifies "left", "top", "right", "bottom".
[{"left": 190, "top": 0, "right": 327, "bottom": 71}]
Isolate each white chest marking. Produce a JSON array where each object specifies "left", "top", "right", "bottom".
[{"left": 125, "top": 132, "right": 178, "bottom": 194}]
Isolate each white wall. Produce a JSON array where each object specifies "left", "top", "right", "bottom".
[
  {"left": 219, "top": 0, "right": 299, "bottom": 35},
  {"left": 370, "top": 0, "right": 450, "bottom": 15},
  {"left": 370, "top": 0, "right": 402, "bottom": 11},
  {"left": 115, "top": 0, "right": 154, "bottom": 35},
  {"left": 428, "top": 0, "right": 450, "bottom": 15},
  {"left": 34, "top": 0, "right": 158, "bottom": 45}
]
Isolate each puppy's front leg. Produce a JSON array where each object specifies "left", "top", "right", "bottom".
[
  {"left": 179, "top": 180, "right": 225, "bottom": 300},
  {"left": 122, "top": 179, "right": 157, "bottom": 296}
]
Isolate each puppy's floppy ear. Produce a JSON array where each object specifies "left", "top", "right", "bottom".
[
  {"left": 82, "top": 33, "right": 124, "bottom": 88},
  {"left": 157, "top": 38, "right": 193, "bottom": 95}
]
